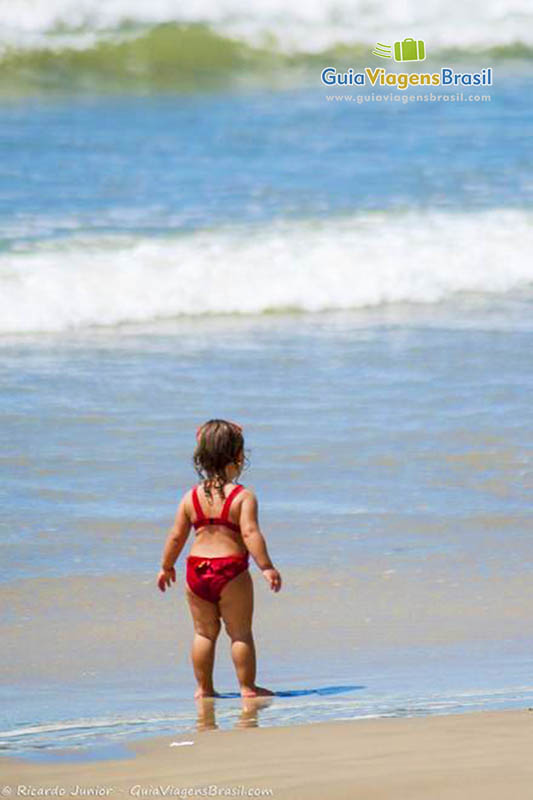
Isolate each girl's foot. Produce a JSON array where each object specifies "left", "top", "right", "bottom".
[
  {"left": 240, "top": 685, "right": 274, "bottom": 698},
  {"left": 194, "top": 687, "right": 219, "bottom": 699}
]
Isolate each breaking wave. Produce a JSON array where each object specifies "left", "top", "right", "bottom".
[
  {"left": 1, "top": 0, "right": 532, "bottom": 94},
  {"left": 1, "top": 209, "right": 532, "bottom": 333}
]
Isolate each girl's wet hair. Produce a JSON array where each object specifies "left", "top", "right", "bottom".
[{"left": 193, "top": 419, "right": 246, "bottom": 500}]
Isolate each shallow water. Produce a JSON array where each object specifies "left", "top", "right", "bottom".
[
  {"left": 1, "top": 64, "right": 533, "bottom": 756},
  {"left": 2, "top": 305, "right": 533, "bottom": 754}
]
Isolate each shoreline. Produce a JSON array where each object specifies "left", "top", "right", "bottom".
[{"left": 3, "top": 708, "right": 533, "bottom": 799}]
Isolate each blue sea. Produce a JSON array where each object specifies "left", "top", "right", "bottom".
[{"left": 1, "top": 0, "right": 533, "bottom": 759}]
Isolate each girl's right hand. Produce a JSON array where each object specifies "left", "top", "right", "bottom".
[
  {"left": 262, "top": 567, "right": 282, "bottom": 593},
  {"left": 157, "top": 567, "right": 176, "bottom": 592}
]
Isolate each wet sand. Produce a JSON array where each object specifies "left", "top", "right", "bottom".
[{"left": 2, "top": 709, "right": 533, "bottom": 799}]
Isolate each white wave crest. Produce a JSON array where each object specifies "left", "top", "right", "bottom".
[
  {"left": 1, "top": 0, "right": 533, "bottom": 52},
  {"left": 1, "top": 209, "right": 532, "bottom": 334}
]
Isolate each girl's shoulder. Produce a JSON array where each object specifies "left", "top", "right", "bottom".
[
  {"left": 236, "top": 483, "right": 258, "bottom": 502},
  {"left": 235, "top": 482, "right": 254, "bottom": 500}
]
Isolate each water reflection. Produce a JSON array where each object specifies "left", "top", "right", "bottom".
[{"left": 195, "top": 695, "right": 273, "bottom": 732}]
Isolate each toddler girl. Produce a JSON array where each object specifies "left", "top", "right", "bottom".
[{"left": 157, "top": 419, "right": 282, "bottom": 698}]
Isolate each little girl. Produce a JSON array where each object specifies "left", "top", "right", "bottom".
[{"left": 157, "top": 419, "right": 282, "bottom": 698}]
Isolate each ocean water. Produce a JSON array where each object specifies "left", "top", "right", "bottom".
[
  {"left": 2, "top": 0, "right": 533, "bottom": 52},
  {"left": 1, "top": 1, "right": 533, "bottom": 758}
]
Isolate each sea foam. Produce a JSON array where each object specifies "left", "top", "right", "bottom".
[
  {"left": 1, "top": 0, "right": 533, "bottom": 53},
  {"left": 1, "top": 209, "right": 532, "bottom": 334}
]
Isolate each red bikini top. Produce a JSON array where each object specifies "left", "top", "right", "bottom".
[{"left": 191, "top": 483, "right": 244, "bottom": 534}]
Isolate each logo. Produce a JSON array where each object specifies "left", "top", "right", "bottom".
[
  {"left": 372, "top": 38, "right": 426, "bottom": 62},
  {"left": 321, "top": 39, "right": 493, "bottom": 91}
]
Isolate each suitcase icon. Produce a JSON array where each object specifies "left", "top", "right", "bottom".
[{"left": 394, "top": 38, "right": 426, "bottom": 62}]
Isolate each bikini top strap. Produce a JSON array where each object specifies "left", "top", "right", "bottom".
[
  {"left": 191, "top": 486, "right": 204, "bottom": 521},
  {"left": 220, "top": 484, "right": 244, "bottom": 521}
]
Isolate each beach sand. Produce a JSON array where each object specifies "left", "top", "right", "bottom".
[{"left": 3, "top": 709, "right": 533, "bottom": 799}]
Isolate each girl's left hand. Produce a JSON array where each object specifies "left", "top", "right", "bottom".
[
  {"left": 157, "top": 567, "right": 176, "bottom": 592},
  {"left": 262, "top": 567, "right": 282, "bottom": 593}
]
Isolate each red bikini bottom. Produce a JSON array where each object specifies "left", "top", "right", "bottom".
[{"left": 186, "top": 553, "right": 249, "bottom": 604}]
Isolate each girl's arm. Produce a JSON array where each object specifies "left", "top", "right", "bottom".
[
  {"left": 240, "top": 490, "right": 282, "bottom": 592},
  {"left": 157, "top": 494, "right": 191, "bottom": 592}
]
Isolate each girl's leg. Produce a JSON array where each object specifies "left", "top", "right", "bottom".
[
  {"left": 218, "top": 570, "right": 273, "bottom": 697},
  {"left": 186, "top": 586, "right": 221, "bottom": 698}
]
